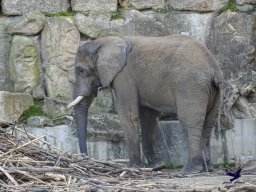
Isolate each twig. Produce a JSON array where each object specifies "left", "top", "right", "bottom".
[
  {"left": 10, "top": 169, "right": 48, "bottom": 185},
  {"left": 54, "top": 152, "right": 66, "bottom": 167},
  {"left": 0, "top": 166, "right": 19, "bottom": 186},
  {"left": 0, "top": 135, "right": 45, "bottom": 157},
  {"left": 6, "top": 167, "right": 73, "bottom": 173}
]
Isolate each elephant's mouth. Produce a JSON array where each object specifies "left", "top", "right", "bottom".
[{"left": 67, "top": 96, "right": 85, "bottom": 109}]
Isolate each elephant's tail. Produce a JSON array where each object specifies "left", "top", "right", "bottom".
[
  {"left": 212, "top": 74, "right": 224, "bottom": 139},
  {"left": 217, "top": 80, "right": 223, "bottom": 133}
]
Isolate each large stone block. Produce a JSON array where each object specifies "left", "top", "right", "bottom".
[
  {"left": 236, "top": 0, "right": 256, "bottom": 5},
  {"left": 116, "top": 10, "right": 166, "bottom": 36},
  {"left": 71, "top": 0, "right": 117, "bottom": 13},
  {"left": 43, "top": 97, "right": 71, "bottom": 118},
  {"left": 166, "top": 0, "right": 228, "bottom": 11},
  {"left": 41, "top": 17, "right": 80, "bottom": 100},
  {"left": 207, "top": 12, "right": 255, "bottom": 79},
  {"left": 75, "top": 10, "right": 213, "bottom": 41},
  {"left": 74, "top": 13, "right": 114, "bottom": 38},
  {"left": 7, "top": 11, "right": 46, "bottom": 35},
  {"left": 0, "top": 91, "right": 33, "bottom": 125},
  {"left": 9, "top": 35, "right": 41, "bottom": 93},
  {"left": 0, "top": 18, "right": 14, "bottom": 92},
  {"left": 119, "top": 0, "right": 165, "bottom": 10},
  {"left": 2, "top": 0, "right": 69, "bottom": 16},
  {"left": 207, "top": 12, "right": 256, "bottom": 120},
  {"left": 90, "top": 88, "right": 115, "bottom": 113},
  {"left": 156, "top": 12, "right": 214, "bottom": 42},
  {"left": 75, "top": 10, "right": 167, "bottom": 38}
]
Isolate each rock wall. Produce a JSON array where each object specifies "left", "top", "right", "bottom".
[{"left": 0, "top": 0, "right": 256, "bottom": 163}]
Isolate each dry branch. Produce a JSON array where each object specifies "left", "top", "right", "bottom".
[
  {"left": 0, "top": 125, "right": 156, "bottom": 191},
  {"left": 1, "top": 125, "right": 255, "bottom": 191}
]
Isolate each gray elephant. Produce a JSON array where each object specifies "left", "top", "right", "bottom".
[{"left": 67, "top": 35, "right": 224, "bottom": 172}]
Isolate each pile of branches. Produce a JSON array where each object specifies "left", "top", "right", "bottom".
[{"left": 0, "top": 125, "right": 155, "bottom": 192}]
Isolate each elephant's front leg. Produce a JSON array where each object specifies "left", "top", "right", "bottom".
[
  {"left": 117, "top": 104, "right": 141, "bottom": 166},
  {"left": 113, "top": 81, "right": 142, "bottom": 166}
]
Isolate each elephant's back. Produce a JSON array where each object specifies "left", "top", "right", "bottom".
[{"left": 126, "top": 35, "right": 218, "bottom": 77}]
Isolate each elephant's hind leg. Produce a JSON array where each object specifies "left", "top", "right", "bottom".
[
  {"left": 176, "top": 95, "right": 208, "bottom": 173},
  {"left": 139, "top": 106, "right": 165, "bottom": 170},
  {"left": 202, "top": 92, "right": 220, "bottom": 171}
]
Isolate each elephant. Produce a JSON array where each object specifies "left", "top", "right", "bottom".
[{"left": 67, "top": 34, "right": 224, "bottom": 173}]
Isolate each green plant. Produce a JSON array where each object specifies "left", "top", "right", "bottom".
[
  {"left": 213, "top": 162, "right": 236, "bottom": 169},
  {"left": 19, "top": 100, "right": 53, "bottom": 122},
  {"left": 44, "top": 11, "right": 75, "bottom": 17},
  {"left": 217, "top": 0, "right": 239, "bottom": 15},
  {"left": 145, "top": 163, "right": 183, "bottom": 170},
  {"left": 165, "top": 163, "right": 183, "bottom": 170},
  {"left": 110, "top": 10, "right": 123, "bottom": 21},
  {"left": 253, "top": 5, "right": 256, "bottom": 12},
  {"left": 158, "top": 6, "right": 173, "bottom": 13},
  {"left": 227, "top": 0, "right": 239, "bottom": 11}
]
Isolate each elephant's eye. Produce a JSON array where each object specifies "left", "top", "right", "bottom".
[{"left": 76, "top": 67, "right": 85, "bottom": 74}]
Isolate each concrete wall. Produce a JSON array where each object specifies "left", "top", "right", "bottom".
[
  {"left": 15, "top": 118, "right": 256, "bottom": 165},
  {"left": 226, "top": 119, "right": 256, "bottom": 160}
]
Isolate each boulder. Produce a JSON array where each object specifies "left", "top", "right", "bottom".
[
  {"left": 32, "top": 84, "right": 45, "bottom": 100},
  {"left": 0, "top": 18, "right": 14, "bottom": 92},
  {"left": 2, "top": 0, "right": 69, "bottom": 16},
  {"left": 75, "top": 10, "right": 213, "bottom": 40},
  {"left": 166, "top": 0, "right": 228, "bottom": 12},
  {"left": 44, "top": 64, "right": 74, "bottom": 100},
  {"left": 71, "top": 0, "right": 117, "bottom": 14},
  {"left": 27, "top": 116, "right": 53, "bottom": 127},
  {"left": 156, "top": 12, "right": 214, "bottom": 42},
  {"left": 207, "top": 12, "right": 256, "bottom": 120},
  {"left": 53, "top": 115, "right": 74, "bottom": 126},
  {"left": 237, "top": 4, "right": 254, "bottom": 12},
  {"left": 74, "top": 13, "right": 114, "bottom": 38},
  {"left": 43, "top": 97, "right": 71, "bottom": 118},
  {"left": 236, "top": 0, "right": 256, "bottom": 5},
  {"left": 0, "top": 91, "right": 33, "bottom": 125},
  {"left": 119, "top": 0, "right": 165, "bottom": 10},
  {"left": 9, "top": 35, "right": 41, "bottom": 93},
  {"left": 75, "top": 10, "right": 166, "bottom": 38},
  {"left": 115, "top": 10, "right": 166, "bottom": 36},
  {"left": 207, "top": 12, "right": 255, "bottom": 79},
  {"left": 90, "top": 88, "right": 115, "bottom": 113},
  {"left": 118, "top": 10, "right": 212, "bottom": 40},
  {"left": 41, "top": 17, "right": 80, "bottom": 100},
  {"left": 7, "top": 11, "right": 46, "bottom": 35}
]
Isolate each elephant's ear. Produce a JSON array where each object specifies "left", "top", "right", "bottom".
[{"left": 96, "top": 37, "right": 132, "bottom": 87}]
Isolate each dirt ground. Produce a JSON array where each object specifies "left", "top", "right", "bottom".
[{"left": 86, "top": 170, "right": 256, "bottom": 192}]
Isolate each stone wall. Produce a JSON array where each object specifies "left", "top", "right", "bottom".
[{"left": 0, "top": 0, "right": 256, "bottom": 163}]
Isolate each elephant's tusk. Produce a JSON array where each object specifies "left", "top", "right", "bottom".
[{"left": 67, "top": 96, "right": 85, "bottom": 109}]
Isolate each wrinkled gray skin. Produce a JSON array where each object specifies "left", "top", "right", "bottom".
[{"left": 71, "top": 35, "right": 223, "bottom": 173}]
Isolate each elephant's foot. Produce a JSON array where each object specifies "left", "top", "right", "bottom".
[
  {"left": 149, "top": 160, "right": 166, "bottom": 171},
  {"left": 203, "top": 162, "right": 214, "bottom": 172},
  {"left": 182, "top": 159, "right": 204, "bottom": 173},
  {"left": 129, "top": 160, "right": 144, "bottom": 168}
]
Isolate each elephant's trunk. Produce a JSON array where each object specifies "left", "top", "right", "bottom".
[{"left": 72, "top": 96, "right": 93, "bottom": 154}]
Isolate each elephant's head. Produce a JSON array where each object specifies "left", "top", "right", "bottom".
[{"left": 67, "top": 36, "right": 131, "bottom": 154}]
